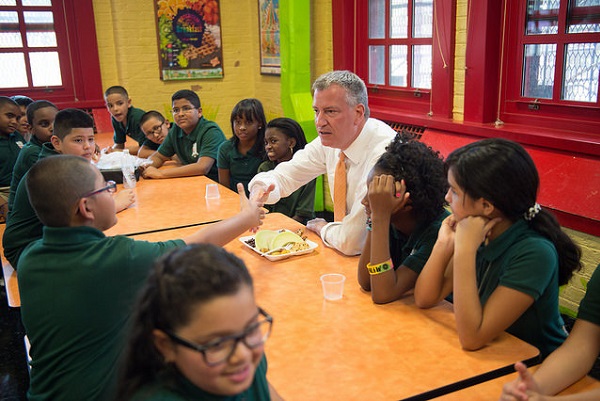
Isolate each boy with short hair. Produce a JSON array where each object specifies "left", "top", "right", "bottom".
[
  {"left": 138, "top": 110, "right": 170, "bottom": 159},
  {"left": 18, "top": 154, "right": 267, "bottom": 401},
  {"left": 8, "top": 100, "right": 59, "bottom": 211},
  {"left": 103, "top": 85, "right": 146, "bottom": 155},
  {"left": 2, "top": 108, "right": 135, "bottom": 268},
  {"left": 11, "top": 95, "right": 33, "bottom": 142},
  {"left": 142, "top": 89, "right": 225, "bottom": 181},
  {"left": 0, "top": 96, "right": 25, "bottom": 221}
]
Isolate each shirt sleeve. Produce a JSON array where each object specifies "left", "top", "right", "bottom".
[
  {"left": 198, "top": 126, "right": 225, "bottom": 160},
  {"left": 157, "top": 128, "right": 176, "bottom": 158},
  {"left": 217, "top": 141, "right": 231, "bottom": 169},
  {"left": 112, "top": 118, "right": 126, "bottom": 145}
]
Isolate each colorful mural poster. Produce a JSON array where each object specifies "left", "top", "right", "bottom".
[
  {"left": 155, "top": 0, "right": 223, "bottom": 80},
  {"left": 258, "top": 0, "right": 280, "bottom": 75}
]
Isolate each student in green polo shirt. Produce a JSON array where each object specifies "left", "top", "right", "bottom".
[
  {"left": 142, "top": 89, "right": 225, "bottom": 181},
  {"left": 8, "top": 100, "right": 58, "bottom": 211},
  {"left": 18, "top": 155, "right": 269, "bottom": 401},
  {"left": 2, "top": 108, "right": 135, "bottom": 269},
  {"left": 415, "top": 138, "right": 582, "bottom": 358},
  {"left": 0, "top": 96, "right": 25, "bottom": 220},
  {"left": 103, "top": 85, "right": 147, "bottom": 155},
  {"left": 501, "top": 264, "right": 600, "bottom": 400},
  {"left": 358, "top": 132, "right": 449, "bottom": 304},
  {"left": 116, "top": 244, "right": 282, "bottom": 401}
]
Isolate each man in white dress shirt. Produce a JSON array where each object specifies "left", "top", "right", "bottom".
[{"left": 249, "top": 70, "right": 396, "bottom": 255}]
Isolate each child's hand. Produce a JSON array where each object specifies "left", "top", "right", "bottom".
[
  {"left": 436, "top": 214, "right": 458, "bottom": 248},
  {"left": 250, "top": 183, "right": 275, "bottom": 203},
  {"left": 141, "top": 166, "right": 164, "bottom": 179},
  {"left": 500, "top": 362, "right": 541, "bottom": 401},
  {"left": 455, "top": 215, "right": 501, "bottom": 253},
  {"left": 114, "top": 189, "right": 136, "bottom": 212},
  {"left": 367, "top": 175, "right": 410, "bottom": 218},
  {"left": 102, "top": 146, "right": 115, "bottom": 154},
  {"left": 237, "top": 183, "right": 267, "bottom": 232}
]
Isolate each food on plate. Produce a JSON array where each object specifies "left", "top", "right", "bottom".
[{"left": 245, "top": 229, "right": 310, "bottom": 255}]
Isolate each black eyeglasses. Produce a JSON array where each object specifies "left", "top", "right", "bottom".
[
  {"left": 81, "top": 180, "right": 116, "bottom": 198},
  {"left": 146, "top": 122, "right": 165, "bottom": 137},
  {"left": 164, "top": 307, "right": 273, "bottom": 367}
]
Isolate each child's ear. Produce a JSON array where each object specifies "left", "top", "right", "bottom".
[
  {"left": 153, "top": 329, "right": 176, "bottom": 363},
  {"left": 289, "top": 138, "right": 297, "bottom": 149},
  {"left": 50, "top": 135, "right": 61, "bottom": 151},
  {"left": 127, "top": 97, "right": 132, "bottom": 107},
  {"left": 76, "top": 198, "right": 95, "bottom": 221},
  {"left": 481, "top": 198, "right": 496, "bottom": 217}
]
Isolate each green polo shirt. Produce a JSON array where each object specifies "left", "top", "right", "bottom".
[
  {"left": 2, "top": 142, "right": 59, "bottom": 268},
  {"left": 476, "top": 219, "right": 566, "bottom": 357},
  {"left": 141, "top": 137, "right": 161, "bottom": 152},
  {"left": 130, "top": 356, "right": 270, "bottom": 401},
  {"left": 112, "top": 106, "right": 147, "bottom": 147},
  {"left": 217, "top": 140, "right": 264, "bottom": 192},
  {"left": 8, "top": 135, "right": 44, "bottom": 210},
  {"left": 578, "top": 264, "right": 600, "bottom": 326},
  {"left": 19, "top": 225, "right": 184, "bottom": 401},
  {"left": 0, "top": 131, "right": 25, "bottom": 187},
  {"left": 158, "top": 116, "right": 225, "bottom": 182},
  {"left": 258, "top": 160, "right": 316, "bottom": 224},
  {"left": 389, "top": 209, "right": 450, "bottom": 274}
]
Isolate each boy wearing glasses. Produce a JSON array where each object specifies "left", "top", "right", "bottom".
[
  {"left": 138, "top": 110, "right": 172, "bottom": 159},
  {"left": 142, "top": 89, "right": 225, "bottom": 181},
  {"left": 2, "top": 108, "right": 136, "bottom": 269},
  {"left": 103, "top": 85, "right": 147, "bottom": 155},
  {"left": 17, "top": 155, "right": 268, "bottom": 401}
]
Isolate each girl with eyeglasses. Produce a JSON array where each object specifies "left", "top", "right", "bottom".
[{"left": 116, "top": 243, "right": 283, "bottom": 401}]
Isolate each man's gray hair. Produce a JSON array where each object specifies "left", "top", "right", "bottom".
[{"left": 312, "top": 70, "right": 370, "bottom": 119}]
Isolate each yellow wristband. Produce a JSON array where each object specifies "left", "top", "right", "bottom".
[{"left": 366, "top": 259, "right": 393, "bottom": 275}]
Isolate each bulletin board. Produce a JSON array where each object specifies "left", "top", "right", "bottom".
[{"left": 155, "top": 0, "right": 224, "bottom": 80}]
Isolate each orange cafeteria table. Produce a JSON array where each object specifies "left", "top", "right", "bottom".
[
  {"left": 436, "top": 366, "right": 600, "bottom": 400},
  {"left": 133, "top": 213, "right": 541, "bottom": 401},
  {"left": 104, "top": 175, "right": 241, "bottom": 236}
]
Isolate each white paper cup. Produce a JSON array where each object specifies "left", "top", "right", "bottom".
[
  {"left": 205, "top": 183, "right": 220, "bottom": 199},
  {"left": 320, "top": 273, "right": 346, "bottom": 301}
]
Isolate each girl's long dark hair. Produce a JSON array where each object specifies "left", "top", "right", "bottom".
[
  {"left": 230, "top": 98, "right": 267, "bottom": 159},
  {"left": 115, "top": 244, "right": 253, "bottom": 401},
  {"left": 445, "top": 138, "right": 581, "bottom": 285}
]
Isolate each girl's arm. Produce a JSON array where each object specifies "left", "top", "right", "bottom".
[
  {"left": 452, "top": 215, "right": 535, "bottom": 350},
  {"left": 414, "top": 214, "right": 456, "bottom": 308},
  {"left": 502, "top": 319, "right": 600, "bottom": 400},
  {"left": 218, "top": 167, "right": 231, "bottom": 189},
  {"left": 357, "top": 230, "right": 372, "bottom": 291}
]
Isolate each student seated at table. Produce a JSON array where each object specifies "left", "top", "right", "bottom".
[
  {"left": 11, "top": 95, "right": 33, "bottom": 142},
  {"left": 103, "top": 85, "right": 147, "bottom": 155},
  {"left": 414, "top": 138, "right": 582, "bottom": 358},
  {"left": 0, "top": 96, "right": 25, "bottom": 222},
  {"left": 218, "top": 98, "right": 267, "bottom": 194},
  {"left": 18, "top": 155, "right": 268, "bottom": 401},
  {"left": 115, "top": 243, "right": 283, "bottom": 401},
  {"left": 259, "top": 117, "right": 315, "bottom": 225},
  {"left": 2, "top": 108, "right": 135, "bottom": 269},
  {"left": 500, "top": 263, "right": 600, "bottom": 401},
  {"left": 357, "top": 132, "right": 449, "bottom": 304},
  {"left": 8, "top": 100, "right": 58, "bottom": 211},
  {"left": 142, "top": 89, "right": 225, "bottom": 181},
  {"left": 138, "top": 110, "right": 171, "bottom": 159}
]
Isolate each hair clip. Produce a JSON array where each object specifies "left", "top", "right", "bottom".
[{"left": 524, "top": 203, "right": 541, "bottom": 221}]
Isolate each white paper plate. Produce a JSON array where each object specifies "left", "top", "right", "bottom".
[{"left": 239, "top": 230, "right": 318, "bottom": 261}]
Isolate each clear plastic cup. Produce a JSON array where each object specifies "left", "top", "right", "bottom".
[
  {"left": 205, "top": 183, "right": 220, "bottom": 199},
  {"left": 320, "top": 273, "right": 346, "bottom": 301}
]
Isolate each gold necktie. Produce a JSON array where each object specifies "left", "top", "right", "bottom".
[{"left": 333, "top": 152, "right": 347, "bottom": 221}]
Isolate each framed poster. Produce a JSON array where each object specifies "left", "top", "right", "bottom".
[
  {"left": 155, "top": 0, "right": 223, "bottom": 80},
  {"left": 258, "top": 0, "right": 280, "bottom": 75}
]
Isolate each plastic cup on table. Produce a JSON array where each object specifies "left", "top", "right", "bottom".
[
  {"left": 320, "top": 273, "right": 346, "bottom": 301},
  {"left": 205, "top": 183, "right": 220, "bottom": 199}
]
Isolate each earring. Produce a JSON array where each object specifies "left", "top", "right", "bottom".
[{"left": 289, "top": 146, "right": 294, "bottom": 156}]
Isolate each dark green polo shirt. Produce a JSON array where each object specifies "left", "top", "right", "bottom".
[
  {"left": 8, "top": 135, "right": 44, "bottom": 210},
  {"left": 112, "top": 106, "right": 146, "bottom": 147},
  {"left": 2, "top": 143, "right": 59, "bottom": 268},
  {"left": 258, "top": 160, "right": 316, "bottom": 224},
  {"left": 19, "top": 225, "right": 184, "bottom": 401},
  {"left": 131, "top": 356, "right": 270, "bottom": 401},
  {"left": 389, "top": 209, "right": 450, "bottom": 274},
  {"left": 578, "top": 264, "right": 600, "bottom": 326},
  {"left": 158, "top": 116, "right": 225, "bottom": 181},
  {"left": 217, "top": 139, "right": 264, "bottom": 192},
  {"left": 476, "top": 219, "right": 566, "bottom": 357},
  {"left": 0, "top": 131, "right": 25, "bottom": 187}
]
